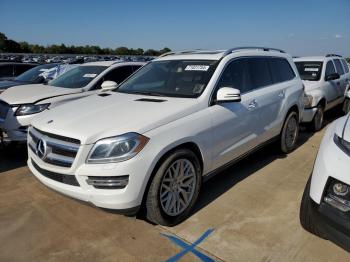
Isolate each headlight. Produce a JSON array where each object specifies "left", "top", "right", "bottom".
[
  {"left": 334, "top": 134, "right": 350, "bottom": 155},
  {"left": 15, "top": 103, "right": 50, "bottom": 116},
  {"left": 86, "top": 133, "right": 149, "bottom": 164},
  {"left": 303, "top": 94, "right": 313, "bottom": 108}
]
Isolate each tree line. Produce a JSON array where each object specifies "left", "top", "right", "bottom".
[{"left": 0, "top": 32, "right": 171, "bottom": 56}]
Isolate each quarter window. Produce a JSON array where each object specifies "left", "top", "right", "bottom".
[{"left": 334, "top": 59, "right": 345, "bottom": 75}]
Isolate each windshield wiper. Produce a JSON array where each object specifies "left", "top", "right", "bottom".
[{"left": 127, "top": 91, "right": 167, "bottom": 97}]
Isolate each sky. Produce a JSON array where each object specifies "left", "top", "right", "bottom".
[{"left": 0, "top": 0, "right": 349, "bottom": 56}]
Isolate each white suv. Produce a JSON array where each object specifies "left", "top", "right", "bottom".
[
  {"left": 27, "top": 47, "right": 304, "bottom": 226},
  {"left": 0, "top": 61, "right": 145, "bottom": 141},
  {"left": 300, "top": 114, "right": 350, "bottom": 251},
  {"left": 294, "top": 55, "right": 350, "bottom": 131}
]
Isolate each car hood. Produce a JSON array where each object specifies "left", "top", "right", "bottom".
[
  {"left": 0, "top": 80, "right": 25, "bottom": 90},
  {"left": 302, "top": 80, "right": 322, "bottom": 92},
  {"left": 31, "top": 92, "right": 201, "bottom": 144},
  {"left": 0, "top": 84, "right": 82, "bottom": 105},
  {"left": 334, "top": 114, "right": 350, "bottom": 142}
]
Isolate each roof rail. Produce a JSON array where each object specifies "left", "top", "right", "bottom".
[
  {"left": 158, "top": 50, "right": 202, "bottom": 58},
  {"left": 325, "top": 54, "right": 342, "bottom": 58},
  {"left": 223, "top": 46, "right": 285, "bottom": 57}
]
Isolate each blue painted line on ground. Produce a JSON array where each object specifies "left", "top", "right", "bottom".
[{"left": 161, "top": 228, "right": 215, "bottom": 262}]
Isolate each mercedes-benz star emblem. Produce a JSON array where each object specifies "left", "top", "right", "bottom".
[{"left": 36, "top": 139, "right": 47, "bottom": 159}]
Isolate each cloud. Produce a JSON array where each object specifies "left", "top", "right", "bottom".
[{"left": 335, "top": 34, "right": 343, "bottom": 39}]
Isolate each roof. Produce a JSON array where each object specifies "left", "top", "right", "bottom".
[
  {"left": 81, "top": 60, "right": 146, "bottom": 67},
  {"left": 155, "top": 47, "right": 287, "bottom": 61},
  {"left": 294, "top": 55, "right": 345, "bottom": 62}
]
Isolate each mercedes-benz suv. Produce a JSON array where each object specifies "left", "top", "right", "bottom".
[{"left": 28, "top": 47, "right": 304, "bottom": 226}]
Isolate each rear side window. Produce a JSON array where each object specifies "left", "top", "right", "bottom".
[
  {"left": 325, "top": 61, "right": 336, "bottom": 76},
  {"left": 341, "top": 59, "right": 349, "bottom": 73},
  {"left": 0, "top": 65, "right": 14, "bottom": 77},
  {"left": 334, "top": 59, "right": 345, "bottom": 75},
  {"left": 268, "top": 58, "right": 295, "bottom": 83},
  {"left": 247, "top": 58, "right": 273, "bottom": 89},
  {"left": 217, "top": 58, "right": 252, "bottom": 93}
]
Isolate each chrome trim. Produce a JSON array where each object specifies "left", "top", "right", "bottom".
[
  {"left": 324, "top": 194, "right": 350, "bottom": 212},
  {"left": 86, "top": 177, "right": 129, "bottom": 188}
]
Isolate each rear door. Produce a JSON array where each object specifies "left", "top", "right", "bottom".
[{"left": 333, "top": 59, "right": 347, "bottom": 97}]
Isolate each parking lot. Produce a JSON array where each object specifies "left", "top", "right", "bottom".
[{"left": 1, "top": 110, "right": 350, "bottom": 262}]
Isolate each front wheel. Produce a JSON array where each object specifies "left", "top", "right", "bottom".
[
  {"left": 280, "top": 111, "right": 299, "bottom": 153},
  {"left": 343, "top": 98, "right": 350, "bottom": 114},
  {"left": 145, "top": 149, "right": 202, "bottom": 226},
  {"left": 311, "top": 105, "right": 324, "bottom": 132}
]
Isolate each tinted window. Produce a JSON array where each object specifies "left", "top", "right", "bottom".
[
  {"left": 295, "top": 61, "right": 323, "bottom": 81},
  {"left": 269, "top": 58, "right": 295, "bottom": 83},
  {"left": 103, "top": 66, "right": 133, "bottom": 84},
  {"left": 14, "top": 64, "right": 35, "bottom": 76},
  {"left": 132, "top": 65, "right": 142, "bottom": 72},
  {"left": 341, "top": 59, "right": 349, "bottom": 73},
  {"left": 334, "top": 59, "right": 345, "bottom": 75},
  {"left": 217, "top": 59, "right": 252, "bottom": 93},
  {"left": 247, "top": 58, "right": 273, "bottom": 89},
  {"left": 0, "top": 65, "right": 14, "bottom": 77},
  {"left": 325, "top": 61, "right": 336, "bottom": 76}
]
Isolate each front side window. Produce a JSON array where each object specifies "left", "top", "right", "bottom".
[
  {"left": 325, "top": 61, "right": 336, "bottom": 76},
  {"left": 268, "top": 58, "right": 295, "bottom": 83},
  {"left": 116, "top": 60, "right": 218, "bottom": 98},
  {"left": 217, "top": 58, "right": 252, "bottom": 94},
  {"left": 295, "top": 61, "right": 323, "bottom": 81},
  {"left": 49, "top": 66, "right": 107, "bottom": 89},
  {"left": 248, "top": 58, "right": 273, "bottom": 88},
  {"left": 334, "top": 59, "right": 345, "bottom": 75}
]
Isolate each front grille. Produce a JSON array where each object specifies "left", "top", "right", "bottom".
[
  {"left": 0, "top": 100, "right": 10, "bottom": 119},
  {"left": 28, "top": 127, "right": 80, "bottom": 168},
  {"left": 31, "top": 159, "right": 80, "bottom": 186}
]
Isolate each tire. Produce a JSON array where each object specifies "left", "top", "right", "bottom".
[
  {"left": 145, "top": 149, "right": 202, "bottom": 226},
  {"left": 300, "top": 176, "right": 327, "bottom": 239},
  {"left": 280, "top": 111, "right": 299, "bottom": 153},
  {"left": 311, "top": 105, "right": 324, "bottom": 132},
  {"left": 343, "top": 98, "right": 350, "bottom": 114}
]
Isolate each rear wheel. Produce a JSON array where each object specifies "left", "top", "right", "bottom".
[
  {"left": 145, "top": 149, "right": 202, "bottom": 226},
  {"left": 311, "top": 105, "right": 324, "bottom": 132},
  {"left": 280, "top": 111, "right": 299, "bottom": 153},
  {"left": 300, "top": 176, "right": 327, "bottom": 239}
]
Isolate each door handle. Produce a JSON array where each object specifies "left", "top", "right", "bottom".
[
  {"left": 278, "top": 90, "right": 285, "bottom": 98},
  {"left": 248, "top": 100, "right": 258, "bottom": 110}
]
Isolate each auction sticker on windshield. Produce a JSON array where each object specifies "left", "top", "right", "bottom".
[
  {"left": 304, "top": 68, "right": 319, "bottom": 72},
  {"left": 185, "top": 65, "right": 210, "bottom": 71},
  {"left": 83, "top": 73, "right": 98, "bottom": 78}
]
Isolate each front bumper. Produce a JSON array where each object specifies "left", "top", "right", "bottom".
[
  {"left": 301, "top": 107, "right": 317, "bottom": 123},
  {"left": 310, "top": 198, "right": 350, "bottom": 252},
  {"left": 27, "top": 142, "right": 154, "bottom": 211},
  {"left": 0, "top": 106, "right": 35, "bottom": 141}
]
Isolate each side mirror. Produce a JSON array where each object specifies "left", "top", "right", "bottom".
[
  {"left": 216, "top": 87, "right": 241, "bottom": 103},
  {"left": 101, "top": 80, "right": 118, "bottom": 91},
  {"left": 325, "top": 73, "right": 340, "bottom": 81}
]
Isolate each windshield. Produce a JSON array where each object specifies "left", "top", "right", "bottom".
[
  {"left": 116, "top": 60, "right": 218, "bottom": 98},
  {"left": 14, "top": 63, "right": 58, "bottom": 83},
  {"left": 295, "top": 61, "right": 323, "bottom": 81},
  {"left": 49, "top": 65, "right": 107, "bottom": 89}
]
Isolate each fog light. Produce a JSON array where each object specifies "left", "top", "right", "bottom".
[{"left": 333, "top": 183, "right": 349, "bottom": 196}]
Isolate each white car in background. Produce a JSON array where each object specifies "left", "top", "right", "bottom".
[
  {"left": 300, "top": 113, "right": 350, "bottom": 252},
  {"left": 0, "top": 61, "right": 145, "bottom": 141},
  {"left": 294, "top": 55, "right": 350, "bottom": 131},
  {"left": 27, "top": 47, "right": 304, "bottom": 226}
]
